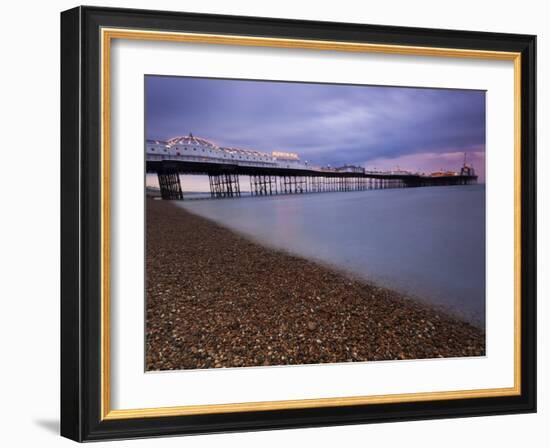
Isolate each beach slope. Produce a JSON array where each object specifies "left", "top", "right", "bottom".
[{"left": 146, "top": 198, "right": 485, "bottom": 370}]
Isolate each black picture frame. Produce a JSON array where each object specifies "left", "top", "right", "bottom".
[{"left": 61, "top": 5, "right": 536, "bottom": 442}]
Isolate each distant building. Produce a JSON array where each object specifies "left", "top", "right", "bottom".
[
  {"left": 146, "top": 133, "right": 277, "bottom": 167},
  {"left": 271, "top": 150, "right": 302, "bottom": 168},
  {"left": 146, "top": 139, "right": 170, "bottom": 153},
  {"left": 459, "top": 153, "right": 476, "bottom": 177},
  {"left": 146, "top": 133, "right": 311, "bottom": 169},
  {"left": 387, "top": 169, "right": 415, "bottom": 176},
  {"left": 271, "top": 151, "right": 300, "bottom": 162},
  {"left": 460, "top": 164, "right": 476, "bottom": 177},
  {"left": 334, "top": 165, "right": 365, "bottom": 174},
  {"left": 430, "top": 170, "right": 458, "bottom": 177}
]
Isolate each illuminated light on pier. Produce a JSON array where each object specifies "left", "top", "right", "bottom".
[
  {"left": 146, "top": 134, "right": 477, "bottom": 200},
  {"left": 272, "top": 151, "right": 300, "bottom": 161}
]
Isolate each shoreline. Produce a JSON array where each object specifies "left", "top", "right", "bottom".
[
  {"left": 177, "top": 199, "right": 482, "bottom": 329},
  {"left": 146, "top": 198, "right": 485, "bottom": 371}
]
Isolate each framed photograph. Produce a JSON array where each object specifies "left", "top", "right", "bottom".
[{"left": 60, "top": 6, "right": 536, "bottom": 441}]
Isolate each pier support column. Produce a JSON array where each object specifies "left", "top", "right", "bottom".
[
  {"left": 251, "top": 175, "right": 277, "bottom": 196},
  {"left": 280, "top": 176, "right": 293, "bottom": 194},
  {"left": 296, "top": 176, "right": 306, "bottom": 193},
  {"left": 209, "top": 173, "right": 240, "bottom": 198},
  {"left": 157, "top": 167, "right": 183, "bottom": 200}
]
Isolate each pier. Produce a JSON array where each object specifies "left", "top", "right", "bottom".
[
  {"left": 148, "top": 159, "right": 477, "bottom": 200},
  {"left": 146, "top": 134, "right": 477, "bottom": 200}
]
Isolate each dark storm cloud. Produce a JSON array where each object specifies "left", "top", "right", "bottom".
[{"left": 145, "top": 76, "right": 485, "bottom": 168}]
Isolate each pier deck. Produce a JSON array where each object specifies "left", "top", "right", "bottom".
[{"left": 146, "top": 159, "right": 477, "bottom": 200}]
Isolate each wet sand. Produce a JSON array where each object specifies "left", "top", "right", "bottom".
[{"left": 146, "top": 198, "right": 485, "bottom": 371}]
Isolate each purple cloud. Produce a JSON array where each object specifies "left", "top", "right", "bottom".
[{"left": 146, "top": 76, "right": 485, "bottom": 180}]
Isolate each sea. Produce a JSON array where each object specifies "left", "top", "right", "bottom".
[{"left": 176, "top": 184, "right": 486, "bottom": 328}]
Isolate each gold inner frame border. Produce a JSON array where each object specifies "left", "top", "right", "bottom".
[{"left": 99, "top": 27, "right": 522, "bottom": 421}]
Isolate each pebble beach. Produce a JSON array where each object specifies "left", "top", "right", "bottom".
[{"left": 146, "top": 198, "right": 485, "bottom": 371}]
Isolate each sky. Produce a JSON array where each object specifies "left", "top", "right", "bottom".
[{"left": 146, "top": 76, "right": 486, "bottom": 181}]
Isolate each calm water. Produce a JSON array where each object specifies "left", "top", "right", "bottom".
[{"left": 177, "top": 185, "right": 486, "bottom": 327}]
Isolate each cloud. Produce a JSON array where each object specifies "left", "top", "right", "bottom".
[{"left": 146, "top": 76, "right": 485, "bottom": 175}]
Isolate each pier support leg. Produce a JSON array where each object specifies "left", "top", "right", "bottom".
[
  {"left": 209, "top": 173, "right": 240, "bottom": 198},
  {"left": 157, "top": 168, "right": 183, "bottom": 200}
]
